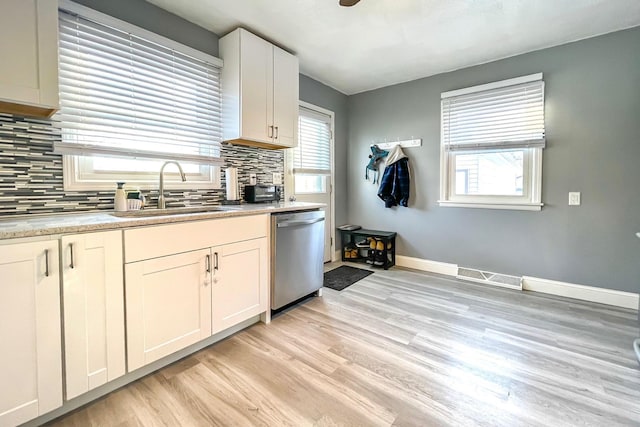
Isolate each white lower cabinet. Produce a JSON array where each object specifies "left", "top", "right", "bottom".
[
  {"left": 61, "top": 231, "right": 125, "bottom": 400},
  {"left": 124, "top": 215, "right": 270, "bottom": 371},
  {"left": 212, "top": 238, "right": 269, "bottom": 334},
  {"left": 0, "top": 240, "right": 62, "bottom": 427},
  {"left": 125, "top": 249, "right": 213, "bottom": 371},
  {"left": 0, "top": 214, "right": 271, "bottom": 424}
]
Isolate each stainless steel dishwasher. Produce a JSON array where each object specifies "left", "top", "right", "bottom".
[{"left": 272, "top": 210, "right": 325, "bottom": 310}]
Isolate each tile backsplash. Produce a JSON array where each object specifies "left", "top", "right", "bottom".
[{"left": 0, "top": 114, "right": 284, "bottom": 216}]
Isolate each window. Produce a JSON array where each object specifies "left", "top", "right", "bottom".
[
  {"left": 56, "top": 2, "right": 223, "bottom": 191},
  {"left": 292, "top": 105, "right": 332, "bottom": 194},
  {"left": 439, "top": 73, "right": 545, "bottom": 210}
]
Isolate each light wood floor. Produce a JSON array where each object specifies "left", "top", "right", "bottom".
[{"left": 49, "top": 266, "right": 640, "bottom": 426}]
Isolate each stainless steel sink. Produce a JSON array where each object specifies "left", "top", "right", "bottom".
[{"left": 110, "top": 206, "right": 240, "bottom": 218}]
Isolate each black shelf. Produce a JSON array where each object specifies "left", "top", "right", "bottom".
[{"left": 339, "top": 228, "right": 397, "bottom": 270}]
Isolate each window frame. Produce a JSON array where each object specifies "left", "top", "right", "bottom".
[
  {"left": 62, "top": 156, "right": 220, "bottom": 192},
  {"left": 58, "top": 0, "right": 223, "bottom": 192},
  {"left": 290, "top": 103, "right": 333, "bottom": 195},
  {"left": 440, "top": 147, "right": 542, "bottom": 210},
  {"left": 438, "top": 74, "right": 545, "bottom": 211}
]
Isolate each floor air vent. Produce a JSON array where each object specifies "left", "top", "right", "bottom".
[{"left": 457, "top": 267, "right": 522, "bottom": 290}]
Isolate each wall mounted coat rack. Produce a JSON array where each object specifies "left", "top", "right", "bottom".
[{"left": 373, "top": 138, "right": 422, "bottom": 150}]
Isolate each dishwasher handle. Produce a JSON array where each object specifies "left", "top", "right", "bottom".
[{"left": 276, "top": 217, "right": 324, "bottom": 228}]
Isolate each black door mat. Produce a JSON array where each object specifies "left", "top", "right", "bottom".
[{"left": 324, "top": 265, "right": 373, "bottom": 291}]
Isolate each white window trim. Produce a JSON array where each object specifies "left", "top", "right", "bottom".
[
  {"left": 59, "top": 0, "right": 223, "bottom": 192},
  {"left": 438, "top": 147, "right": 544, "bottom": 212},
  {"left": 63, "top": 157, "right": 221, "bottom": 192},
  {"left": 441, "top": 73, "right": 542, "bottom": 98},
  {"left": 285, "top": 100, "right": 337, "bottom": 261},
  {"left": 287, "top": 101, "right": 336, "bottom": 199},
  {"left": 58, "top": 0, "right": 222, "bottom": 67},
  {"left": 438, "top": 74, "right": 544, "bottom": 211}
]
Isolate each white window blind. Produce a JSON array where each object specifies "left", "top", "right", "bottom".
[
  {"left": 441, "top": 74, "right": 545, "bottom": 151},
  {"left": 55, "top": 9, "right": 223, "bottom": 165},
  {"left": 294, "top": 106, "right": 332, "bottom": 175}
]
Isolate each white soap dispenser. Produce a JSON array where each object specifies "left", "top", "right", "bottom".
[{"left": 114, "top": 182, "right": 127, "bottom": 212}]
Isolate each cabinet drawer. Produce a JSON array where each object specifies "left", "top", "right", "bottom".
[{"left": 124, "top": 214, "right": 269, "bottom": 263}]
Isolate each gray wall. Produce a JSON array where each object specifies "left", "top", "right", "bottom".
[
  {"left": 299, "top": 75, "right": 350, "bottom": 229},
  {"left": 347, "top": 27, "right": 640, "bottom": 293},
  {"left": 71, "top": 0, "right": 219, "bottom": 56}
]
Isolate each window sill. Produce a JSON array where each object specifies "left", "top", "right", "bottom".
[
  {"left": 437, "top": 201, "right": 543, "bottom": 211},
  {"left": 64, "top": 181, "right": 221, "bottom": 192}
]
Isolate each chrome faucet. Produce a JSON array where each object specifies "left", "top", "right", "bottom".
[{"left": 158, "top": 161, "right": 186, "bottom": 209}]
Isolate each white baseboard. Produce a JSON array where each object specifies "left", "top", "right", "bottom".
[
  {"left": 522, "top": 276, "right": 639, "bottom": 309},
  {"left": 394, "top": 255, "right": 638, "bottom": 310},
  {"left": 396, "top": 255, "right": 458, "bottom": 276},
  {"left": 455, "top": 275, "right": 522, "bottom": 291}
]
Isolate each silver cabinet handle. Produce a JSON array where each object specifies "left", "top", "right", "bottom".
[
  {"left": 44, "top": 249, "right": 49, "bottom": 277},
  {"left": 69, "top": 243, "right": 75, "bottom": 269},
  {"left": 214, "top": 252, "right": 219, "bottom": 271},
  {"left": 206, "top": 254, "right": 211, "bottom": 273},
  {"left": 275, "top": 126, "right": 279, "bottom": 139},
  {"left": 268, "top": 125, "right": 273, "bottom": 138}
]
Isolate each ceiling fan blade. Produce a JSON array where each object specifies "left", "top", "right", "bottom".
[{"left": 339, "top": 0, "right": 361, "bottom": 6}]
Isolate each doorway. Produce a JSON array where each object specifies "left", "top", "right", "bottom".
[{"left": 284, "top": 102, "right": 335, "bottom": 262}]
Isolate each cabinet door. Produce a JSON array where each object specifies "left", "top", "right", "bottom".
[
  {"left": 0, "top": 0, "right": 58, "bottom": 115},
  {"left": 272, "top": 46, "right": 299, "bottom": 148},
  {"left": 211, "top": 238, "right": 269, "bottom": 335},
  {"left": 0, "top": 240, "right": 62, "bottom": 426},
  {"left": 62, "top": 231, "right": 125, "bottom": 400},
  {"left": 126, "top": 249, "right": 212, "bottom": 371},
  {"left": 240, "top": 29, "right": 274, "bottom": 143}
]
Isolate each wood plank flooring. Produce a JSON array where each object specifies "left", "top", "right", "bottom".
[{"left": 49, "top": 266, "right": 640, "bottom": 427}]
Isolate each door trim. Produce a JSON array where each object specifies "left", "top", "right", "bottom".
[{"left": 286, "top": 100, "right": 336, "bottom": 261}]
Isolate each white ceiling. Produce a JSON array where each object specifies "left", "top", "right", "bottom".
[{"left": 145, "top": 0, "right": 640, "bottom": 95}]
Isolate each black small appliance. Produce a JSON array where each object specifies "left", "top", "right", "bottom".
[{"left": 244, "top": 184, "right": 281, "bottom": 203}]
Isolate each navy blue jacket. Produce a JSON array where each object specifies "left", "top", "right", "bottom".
[{"left": 377, "top": 157, "right": 410, "bottom": 208}]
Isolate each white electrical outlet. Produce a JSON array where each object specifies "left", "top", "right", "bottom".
[
  {"left": 273, "top": 172, "right": 282, "bottom": 184},
  {"left": 249, "top": 173, "right": 257, "bottom": 185},
  {"left": 568, "top": 192, "right": 581, "bottom": 206}
]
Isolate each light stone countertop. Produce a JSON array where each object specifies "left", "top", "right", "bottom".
[{"left": 0, "top": 202, "right": 324, "bottom": 240}]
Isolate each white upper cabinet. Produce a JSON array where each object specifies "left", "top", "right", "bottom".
[
  {"left": 220, "top": 28, "right": 299, "bottom": 149},
  {"left": 61, "top": 231, "right": 126, "bottom": 400},
  {"left": 272, "top": 46, "right": 299, "bottom": 148},
  {"left": 0, "top": 240, "right": 62, "bottom": 426},
  {"left": 0, "top": 0, "right": 59, "bottom": 117}
]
